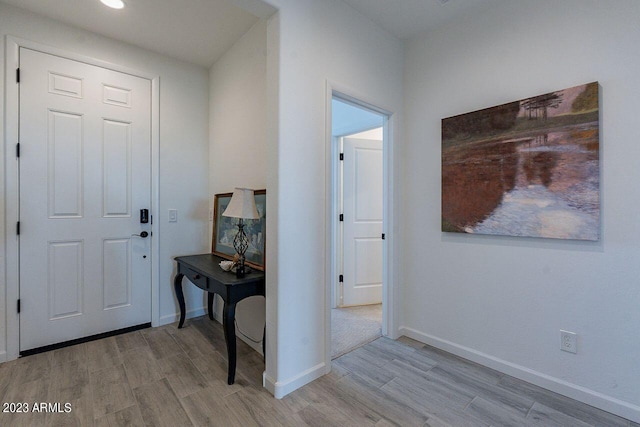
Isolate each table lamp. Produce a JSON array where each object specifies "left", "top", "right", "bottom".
[{"left": 222, "top": 188, "right": 260, "bottom": 277}]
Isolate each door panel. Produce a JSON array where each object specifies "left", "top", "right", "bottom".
[
  {"left": 342, "top": 137, "right": 383, "bottom": 306},
  {"left": 19, "top": 48, "right": 152, "bottom": 351},
  {"left": 48, "top": 240, "right": 84, "bottom": 319},
  {"left": 48, "top": 110, "right": 83, "bottom": 217},
  {"left": 103, "top": 120, "right": 132, "bottom": 216},
  {"left": 103, "top": 238, "right": 131, "bottom": 310}
]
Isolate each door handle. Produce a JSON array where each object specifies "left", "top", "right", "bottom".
[{"left": 132, "top": 231, "right": 149, "bottom": 238}]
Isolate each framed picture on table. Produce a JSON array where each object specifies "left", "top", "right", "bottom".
[{"left": 212, "top": 189, "right": 266, "bottom": 270}]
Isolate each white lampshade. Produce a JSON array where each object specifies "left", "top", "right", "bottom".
[{"left": 222, "top": 188, "right": 260, "bottom": 219}]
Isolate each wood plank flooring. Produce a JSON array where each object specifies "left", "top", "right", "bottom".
[{"left": 0, "top": 316, "right": 634, "bottom": 426}]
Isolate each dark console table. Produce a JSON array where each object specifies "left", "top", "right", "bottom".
[{"left": 174, "top": 253, "right": 265, "bottom": 384}]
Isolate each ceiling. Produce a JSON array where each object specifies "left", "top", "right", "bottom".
[
  {"left": 0, "top": 0, "right": 501, "bottom": 67},
  {"left": 341, "top": 0, "right": 503, "bottom": 40},
  {"left": 0, "top": 0, "right": 262, "bottom": 68},
  {"left": 332, "top": 98, "right": 384, "bottom": 137}
]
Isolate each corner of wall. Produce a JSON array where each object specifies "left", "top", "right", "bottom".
[
  {"left": 265, "top": 362, "right": 329, "bottom": 399},
  {"left": 264, "top": 8, "right": 280, "bottom": 392}
]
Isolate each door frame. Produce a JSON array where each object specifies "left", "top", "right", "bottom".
[
  {"left": 324, "top": 80, "right": 399, "bottom": 367},
  {"left": 4, "top": 36, "right": 161, "bottom": 361}
]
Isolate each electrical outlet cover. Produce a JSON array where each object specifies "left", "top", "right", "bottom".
[{"left": 560, "top": 330, "right": 577, "bottom": 354}]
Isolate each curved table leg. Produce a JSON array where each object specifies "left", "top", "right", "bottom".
[
  {"left": 208, "top": 293, "right": 214, "bottom": 320},
  {"left": 222, "top": 301, "right": 237, "bottom": 385},
  {"left": 174, "top": 273, "right": 186, "bottom": 328}
]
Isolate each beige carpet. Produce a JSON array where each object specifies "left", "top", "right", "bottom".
[{"left": 331, "top": 304, "right": 382, "bottom": 359}]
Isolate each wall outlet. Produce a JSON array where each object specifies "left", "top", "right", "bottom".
[{"left": 560, "top": 330, "right": 577, "bottom": 354}]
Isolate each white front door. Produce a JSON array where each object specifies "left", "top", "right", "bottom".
[
  {"left": 19, "top": 48, "right": 152, "bottom": 351},
  {"left": 341, "top": 136, "right": 383, "bottom": 306}
]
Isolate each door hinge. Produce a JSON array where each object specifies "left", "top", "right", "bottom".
[
  {"left": 339, "top": 153, "right": 344, "bottom": 161},
  {"left": 339, "top": 214, "right": 344, "bottom": 222},
  {"left": 382, "top": 233, "right": 385, "bottom": 240},
  {"left": 16, "top": 68, "right": 20, "bottom": 83},
  {"left": 17, "top": 299, "right": 21, "bottom": 313},
  {"left": 339, "top": 275, "right": 343, "bottom": 283},
  {"left": 16, "top": 221, "right": 20, "bottom": 235},
  {"left": 16, "top": 143, "right": 20, "bottom": 158}
]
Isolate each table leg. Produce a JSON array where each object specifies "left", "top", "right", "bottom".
[
  {"left": 207, "top": 293, "right": 214, "bottom": 320},
  {"left": 174, "top": 273, "right": 186, "bottom": 328},
  {"left": 222, "top": 301, "right": 237, "bottom": 385}
]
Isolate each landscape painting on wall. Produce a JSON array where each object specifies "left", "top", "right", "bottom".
[{"left": 442, "top": 82, "right": 600, "bottom": 240}]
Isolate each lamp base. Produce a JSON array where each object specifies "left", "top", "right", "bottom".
[
  {"left": 233, "top": 220, "right": 249, "bottom": 278},
  {"left": 236, "top": 264, "right": 246, "bottom": 278},
  {"left": 236, "top": 255, "right": 247, "bottom": 278}
]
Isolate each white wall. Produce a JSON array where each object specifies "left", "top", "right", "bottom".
[
  {"left": 262, "top": 0, "right": 404, "bottom": 397},
  {"left": 209, "top": 19, "right": 268, "bottom": 353},
  {"left": 402, "top": 0, "right": 640, "bottom": 421},
  {"left": 0, "top": 3, "right": 210, "bottom": 360}
]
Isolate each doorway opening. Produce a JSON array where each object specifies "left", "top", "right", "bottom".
[{"left": 330, "top": 94, "right": 388, "bottom": 359}]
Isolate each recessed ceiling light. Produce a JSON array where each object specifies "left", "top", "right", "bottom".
[{"left": 100, "top": 0, "right": 125, "bottom": 9}]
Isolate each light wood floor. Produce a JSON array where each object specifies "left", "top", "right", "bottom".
[{"left": 0, "top": 316, "right": 635, "bottom": 427}]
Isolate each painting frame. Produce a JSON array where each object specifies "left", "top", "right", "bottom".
[{"left": 212, "top": 189, "right": 266, "bottom": 270}]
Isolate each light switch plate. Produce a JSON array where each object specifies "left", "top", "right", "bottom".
[{"left": 168, "top": 209, "right": 178, "bottom": 223}]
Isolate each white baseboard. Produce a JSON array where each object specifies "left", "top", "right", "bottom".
[
  {"left": 400, "top": 326, "right": 640, "bottom": 423},
  {"left": 263, "top": 362, "right": 329, "bottom": 399},
  {"left": 0, "top": 351, "right": 7, "bottom": 364},
  {"left": 263, "top": 371, "right": 277, "bottom": 396}
]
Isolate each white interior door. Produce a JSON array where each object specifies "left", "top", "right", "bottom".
[
  {"left": 19, "top": 48, "right": 152, "bottom": 351},
  {"left": 342, "top": 137, "right": 383, "bottom": 306}
]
